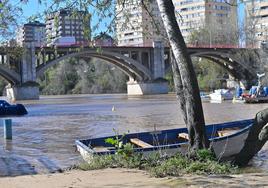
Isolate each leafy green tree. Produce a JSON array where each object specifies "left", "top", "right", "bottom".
[
  {"left": 38, "top": 60, "right": 79, "bottom": 95},
  {"left": 38, "top": 58, "right": 127, "bottom": 95},
  {"left": 0, "top": 0, "right": 22, "bottom": 40},
  {"left": 193, "top": 58, "right": 228, "bottom": 91}
]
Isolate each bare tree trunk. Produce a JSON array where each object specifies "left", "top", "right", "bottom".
[
  {"left": 170, "top": 53, "right": 187, "bottom": 122},
  {"left": 156, "top": 0, "right": 209, "bottom": 151},
  {"left": 171, "top": 53, "right": 195, "bottom": 145}
]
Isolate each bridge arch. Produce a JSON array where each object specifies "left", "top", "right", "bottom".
[
  {"left": 36, "top": 50, "right": 153, "bottom": 81},
  {"left": 188, "top": 51, "right": 256, "bottom": 81},
  {"left": 165, "top": 51, "right": 239, "bottom": 75},
  {"left": 0, "top": 65, "right": 20, "bottom": 85},
  {"left": 190, "top": 51, "right": 248, "bottom": 70},
  {"left": 198, "top": 55, "right": 237, "bottom": 77},
  {"left": 165, "top": 49, "right": 257, "bottom": 88}
]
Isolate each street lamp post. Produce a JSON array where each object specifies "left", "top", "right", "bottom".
[{"left": 209, "top": 30, "right": 212, "bottom": 48}]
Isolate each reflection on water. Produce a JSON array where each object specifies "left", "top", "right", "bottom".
[
  {"left": 0, "top": 93, "right": 268, "bottom": 176},
  {"left": 4, "top": 140, "right": 13, "bottom": 151}
]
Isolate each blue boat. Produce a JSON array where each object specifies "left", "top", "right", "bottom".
[
  {"left": 75, "top": 119, "right": 253, "bottom": 162},
  {"left": 0, "top": 100, "right": 27, "bottom": 116}
]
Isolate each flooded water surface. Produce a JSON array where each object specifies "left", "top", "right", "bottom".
[{"left": 0, "top": 94, "right": 268, "bottom": 176}]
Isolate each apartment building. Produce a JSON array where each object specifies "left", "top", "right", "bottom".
[
  {"left": 116, "top": 0, "right": 237, "bottom": 46},
  {"left": 16, "top": 21, "right": 46, "bottom": 47},
  {"left": 173, "top": 0, "right": 238, "bottom": 44},
  {"left": 244, "top": 0, "right": 268, "bottom": 47},
  {"left": 115, "top": 0, "right": 166, "bottom": 47},
  {"left": 45, "top": 9, "right": 91, "bottom": 46}
]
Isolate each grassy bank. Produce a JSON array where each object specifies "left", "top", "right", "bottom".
[{"left": 75, "top": 149, "right": 240, "bottom": 178}]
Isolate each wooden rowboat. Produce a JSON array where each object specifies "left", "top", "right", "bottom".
[{"left": 75, "top": 119, "right": 253, "bottom": 162}]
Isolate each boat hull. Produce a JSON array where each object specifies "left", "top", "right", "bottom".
[
  {"left": 209, "top": 93, "right": 233, "bottom": 101},
  {"left": 244, "top": 96, "right": 268, "bottom": 103},
  {"left": 211, "top": 128, "right": 249, "bottom": 158},
  {"left": 76, "top": 119, "right": 253, "bottom": 163},
  {"left": 209, "top": 89, "right": 233, "bottom": 101}
]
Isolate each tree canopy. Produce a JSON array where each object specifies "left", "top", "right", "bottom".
[{"left": 0, "top": 0, "right": 22, "bottom": 41}]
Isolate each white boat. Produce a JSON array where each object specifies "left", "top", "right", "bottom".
[
  {"left": 232, "top": 97, "right": 245, "bottom": 103},
  {"left": 209, "top": 89, "right": 234, "bottom": 101},
  {"left": 75, "top": 119, "right": 253, "bottom": 162},
  {"left": 200, "top": 92, "right": 210, "bottom": 102}
]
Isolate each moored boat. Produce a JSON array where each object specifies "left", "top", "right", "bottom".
[
  {"left": 209, "top": 89, "right": 233, "bottom": 101},
  {"left": 0, "top": 100, "right": 27, "bottom": 116},
  {"left": 240, "top": 73, "right": 268, "bottom": 103},
  {"left": 76, "top": 119, "right": 253, "bottom": 163},
  {"left": 200, "top": 92, "right": 210, "bottom": 102},
  {"left": 244, "top": 96, "right": 268, "bottom": 103},
  {"left": 232, "top": 97, "right": 245, "bottom": 103},
  {"left": 233, "top": 86, "right": 268, "bottom": 104}
]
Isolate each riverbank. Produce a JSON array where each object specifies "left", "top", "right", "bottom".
[{"left": 1, "top": 168, "right": 268, "bottom": 188}]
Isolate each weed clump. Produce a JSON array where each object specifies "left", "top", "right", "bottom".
[{"left": 77, "top": 149, "right": 238, "bottom": 177}]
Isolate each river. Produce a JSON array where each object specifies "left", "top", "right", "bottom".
[{"left": 0, "top": 94, "right": 268, "bottom": 176}]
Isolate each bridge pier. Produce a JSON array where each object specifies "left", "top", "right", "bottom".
[
  {"left": 6, "top": 42, "right": 40, "bottom": 101},
  {"left": 152, "top": 41, "right": 165, "bottom": 79},
  {"left": 127, "top": 81, "right": 168, "bottom": 95},
  {"left": 6, "top": 84, "right": 39, "bottom": 101},
  {"left": 127, "top": 41, "right": 168, "bottom": 95}
]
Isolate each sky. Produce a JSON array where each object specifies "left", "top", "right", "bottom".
[
  {"left": 238, "top": 1, "right": 245, "bottom": 27},
  {"left": 237, "top": 1, "right": 245, "bottom": 46},
  {"left": 15, "top": 0, "right": 46, "bottom": 22}
]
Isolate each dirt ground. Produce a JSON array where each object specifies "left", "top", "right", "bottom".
[
  {"left": 1, "top": 168, "right": 268, "bottom": 188},
  {"left": 0, "top": 168, "right": 170, "bottom": 188}
]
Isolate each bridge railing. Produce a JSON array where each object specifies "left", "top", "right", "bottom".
[{"left": 186, "top": 44, "right": 240, "bottom": 48}]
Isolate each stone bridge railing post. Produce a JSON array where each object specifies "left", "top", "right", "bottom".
[
  {"left": 21, "top": 42, "right": 37, "bottom": 83},
  {"left": 152, "top": 41, "right": 165, "bottom": 79}
]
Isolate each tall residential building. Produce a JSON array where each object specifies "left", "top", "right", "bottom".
[
  {"left": 173, "top": 0, "right": 238, "bottom": 45},
  {"left": 116, "top": 0, "right": 237, "bottom": 47},
  {"left": 45, "top": 9, "right": 91, "bottom": 46},
  {"left": 244, "top": 0, "right": 268, "bottom": 47},
  {"left": 16, "top": 21, "right": 46, "bottom": 47},
  {"left": 115, "top": 0, "right": 166, "bottom": 47}
]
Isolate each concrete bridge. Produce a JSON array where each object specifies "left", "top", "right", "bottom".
[{"left": 0, "top": 42, "right": 265, "bottom": 100}]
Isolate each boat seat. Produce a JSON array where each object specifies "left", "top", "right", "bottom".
[
  {"left": 130, "top": 138, "right": 153, "bottom": 148},
  {"left": 178, "top": 133, "right": 189, "bottom": 141},
  {"left": 217, "top": 127, "right": 240, "bottom": 137},
  {"left": 93, "top": 146, "right": 110, "bottom": 152}
]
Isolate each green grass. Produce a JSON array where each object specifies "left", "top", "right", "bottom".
[{"left": 76, "top": 149, "right": 239, "bottom": 178}]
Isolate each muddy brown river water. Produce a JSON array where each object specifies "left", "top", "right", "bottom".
[{"left": 0, "top": 94, "right": 268, "bottom": 176}]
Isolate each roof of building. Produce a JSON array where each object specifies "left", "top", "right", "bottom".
[
  {"left": 93, "top": 32, "right": 113, "bottom": 40},
  {"left": 24, "top": 21, "right": 46, "bottom": 27},
  {"left": 46, "top": 9, "right": 90, "bottom": 19}
]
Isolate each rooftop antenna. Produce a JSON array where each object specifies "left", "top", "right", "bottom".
[{"left": 257, "top": 73, "right": 265, "bottom": 79}]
